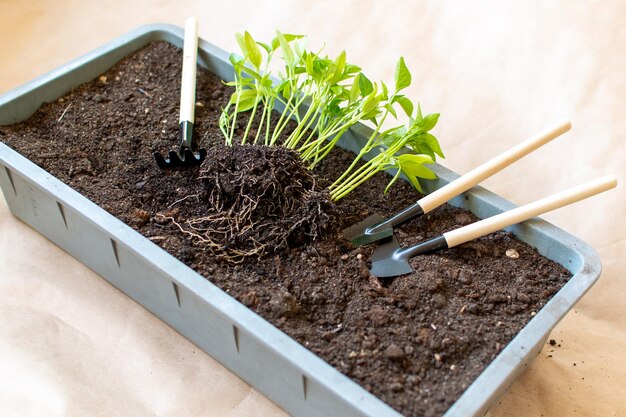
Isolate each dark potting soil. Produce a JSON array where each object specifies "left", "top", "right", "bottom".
[{"left": 0, "top": 42, "right": 571, "bottom": 417}]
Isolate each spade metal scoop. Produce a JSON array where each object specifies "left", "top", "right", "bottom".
[
  {"left": 154, "top": 17, "right": 206, "bottom": 168},
  {"left": 369, "top": 175, "right": 617, "bottom": 278},
  {"left": 343, "top": 120, "right": 572, "bottom": 246}
]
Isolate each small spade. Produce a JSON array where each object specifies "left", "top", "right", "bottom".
[{"left": 370, "top": 176, "right": 617, "bottom": 278}]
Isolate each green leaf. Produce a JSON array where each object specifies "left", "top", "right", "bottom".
[
  {"left": 281, "top": 82, "right": 291, "bottom": 99},
  {"left": 229, "top": 89, "right": 258, "bottom": 112},
  {"left": 257, "top": 42, "right": 272, "bottom": 54},
  {"left": 261, "top": 76, "right": 274, "bottom": 88},
  {"left": 344, "top": 63, "right": 362, "bottom": 74},
  {"left": 349, "top": 75, "right": 360, "bottom": 102},
  {"left": 329, "top": 50, "right": 346, "bottom": 84},
  {"left": 284, "top": 33, "right": 305, "bottom": 42},
  {"left": 362, "top": 107, "right": 381, "bottom": 122},
  {"left": 331, "top": 85, "right": 344, "bottom": 96},
  {"left": 242, "top": 67, "right": 263, "bottom": 81},
  {"left": 272, "top": 33, "right": 304, "bottom": 50},
  {"left": 422, "top": 132, "right": 444, "bottom": 158},
  {"left": 277, "top": 30, "right": 295, "bottom": 66},
  {"left": 235, "top": 33, "right": 248, "bottom": 57},
  {"left": 384, "top": 102, "right": 398, "bottom": 119},
  {"left": 396, "top": 96, "right": 414, "bottom": 117},
  {"left": 358, "top": 73, "right": 374, "bottom": 96},
  {"left": 305, "top": 52, "right": 315, "bottom": 76},
  {"left": 381, "top": 81, "right": 389, "bottom": 99},
  {"left": 421, "top": 113, "right": 440, "bottom": 131},
  {"left": 229, "top": 52, "right": 244, "bottom": 67},
  {"left": 244, "top": 32, "right": 262, "bottom": 69},
  {"left": 416, "top": 102, "right": 423, "bottom": 119},
  {"left": 394, "top": 57, "right": 411, "bottom": 92},
  {"left": 381, "top": 132, "right": 398, "bottom": 147},
  {"left": 397, "top": 153, "right": 437, "bottom": 192},
  {"left": 398, "top": 153, "right": 434, "bottom": 167}
]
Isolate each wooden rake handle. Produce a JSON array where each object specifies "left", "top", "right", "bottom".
[
  {"left": 443, "top": 175, "right": 617, "bottom": 248},
  {"left": 418, "top": 120, "right": 572, "bottom": 213},
  {"left": 179, "top": 17, "right": 198, "bottom": 125}
]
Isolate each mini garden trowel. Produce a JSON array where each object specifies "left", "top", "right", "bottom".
[
  {"left": 369, "top": 175, "right": 617, "bottom": 278},
  {"left": 154, "top": 17, "right": 206, "bottom": 168},
  {"left": 343, "top": 120, "right": 572, "bottom": 247}
]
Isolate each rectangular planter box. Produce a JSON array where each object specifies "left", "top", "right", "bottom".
[{"left": 0, "top": 24, "right": 601, "bottom": 417}]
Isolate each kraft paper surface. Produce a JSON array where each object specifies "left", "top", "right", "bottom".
[{"left": 1, "top": 1, "right": 624, "bottom": 416}]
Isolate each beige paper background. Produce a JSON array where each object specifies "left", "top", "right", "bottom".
[{"left": 1, "top": 1, "right": 624, "bottom": 416}]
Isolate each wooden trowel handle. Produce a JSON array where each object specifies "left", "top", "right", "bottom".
[
  {"left": 179, "top": 17, "right": 198, "bottom": 125},
  {"left": 418, "top": 120, "right": 572, "bottom": 213},
  {"left": 443, "top": 175, "right": 617, "bottom": 248}
]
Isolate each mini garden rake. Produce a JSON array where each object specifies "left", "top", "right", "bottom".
[{"left": 154, "top": 17, "right": 206, "bottom": 168}]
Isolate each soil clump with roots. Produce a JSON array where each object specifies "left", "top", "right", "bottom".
[{"left": 161, "top": 144, "right": 336, "bottom": 262}]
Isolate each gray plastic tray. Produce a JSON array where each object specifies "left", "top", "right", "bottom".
[{"left": 0, "top": 24, "right": 601, "bottom": 417}]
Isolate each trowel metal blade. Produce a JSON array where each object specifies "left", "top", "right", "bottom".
[
  {"left": 369, "top": 234, "right": 413, "bottom": 278},
  {"left": 341, "top": 213, "right": 393, "bottom": 247}
]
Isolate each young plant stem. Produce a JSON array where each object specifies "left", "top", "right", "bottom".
[
  {"left": 329, "top": 107, "right": 390, "bottom": 190},
  {"left": 253, "top": 98, "right": 268, "bottom": 145},
  {"left": 284, "top": 98, "right": 320, "bottom": 148},
  {"left": 268, "top": 92, "right": 295, "bottom": 145},
  {"left": 241, "top": 96, "right": 259, "bottom": 145},
  {"left": 228, "top": 85, "right": 242, "bottom": 146}
]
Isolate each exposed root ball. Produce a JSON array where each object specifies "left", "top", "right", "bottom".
[{"left": 177, "top": 144, "right": 334, "bottom": 262}]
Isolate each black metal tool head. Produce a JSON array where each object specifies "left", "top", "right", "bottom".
[
  {"left": 341, "top": 213, "right": 394, "bottom": 247},
  {"left": 342, "top": 202, "right": 426, "bottom": 247},
  {"left": 154, "top": 121, "right": 206, "bottom": 169},
  {"left": 369, "top": 234, "right": 413, "bottom": 278},
  {"left": 369, "top": 235, "right": 448, "bottom": 278},
  {"left": 154, "top": 147, "right": 206, "bottom": 169}
]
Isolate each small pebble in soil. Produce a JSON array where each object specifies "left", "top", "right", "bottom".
[
  {"left": 506, "top": 249, "right": 520, "bottom": 258},
  {"left": 431, "top": 293, "right": 446, "bottom": 309},
  {"left": 269, "top": 290, "right": 299, "bottom": 318},
  {"left": 389, "top": 382, "right": 404, "bottom": 393},
  {"left": 385, "top": 344, "right": 406, "bottom": 361},
  {"left": 240, "top": 290, "right": 259, "bottom": 308},
  {"left": 466, "top": 303, "right": 480, "bottom": 315},
  {"left": 457, "top": 270, "right": 472, "bottom": 284},
  {"left": 454, "top": 213, "right": 473, "bottom": 226}
]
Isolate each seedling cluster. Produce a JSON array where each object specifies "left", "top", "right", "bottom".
[{"left": 219, "top": 31, "right": 443, "bottom": 201}]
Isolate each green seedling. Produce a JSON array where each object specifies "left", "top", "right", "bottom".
[{"left": 219, "top": 31, "right": 444, "bottom": 201}]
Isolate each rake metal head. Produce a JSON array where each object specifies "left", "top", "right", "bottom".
[{"left": 154, "top": 147, "right": 206, "bottom": 169}]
